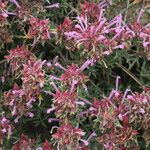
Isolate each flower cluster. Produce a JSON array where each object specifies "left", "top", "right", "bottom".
[
  {"left": 45, "top": 60, "right": 94, "bottom": 149},
  {"left": 4, "top": 84, "right": 28, "bottom": 117},
  {"left": 4, "top": 54, "right": 45, "bottom": 118},
  {"left": 0, "top": 117, "right": 13, "bottom": 143},
  {"left": 127, "top": 91, "right": 150, "bottom": 129},
  {"left": 62, "top": 1, "right": 135, "bottom": 60},
  {"left": 27, "top": 17, "right": 50, "bottom": 41},
  {"left": 87, "top": 76, "right": 150, "bottom": 149},
  {"left": 1, "top": 0, "right": 150, "bottom": 149},
  {"left": 58, "top": 1, "right": 150, "bottom": 61},
  {"left": 90, "top": 98, "right": 116, "bottom": 130},
  {"left": 4, "top": 45, "right": 35, "bottom": 71},
  {"left": 52, "top": 89, "right": 77, "bottom": 118},
  {"left": 47, "top": 60, "right": 93, "bottom": 118},
  {"left": 12, "top": 134, "right": 35, "bottom": 150},
  {"left": 97, "top": 126, "right": 138, "bottom": 150},
  {"left": 52, "top": 123, "right": 86, "bottom": 150},
  {"left": 52, "top": 59, "right": 93, "bottom": 86},
  {"left": 131, "top": 9, "right": 150, "bottom": 60},
  {"left": 22, "top": 60, "right": 45, "bottom": 96}
]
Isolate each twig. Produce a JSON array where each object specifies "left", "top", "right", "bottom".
[{"left": 116, "top": 62, "right": 145, "bottom": 89}]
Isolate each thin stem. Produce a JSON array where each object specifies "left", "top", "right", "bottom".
[
  {"left": 116, "top": 63, "right": 145, "bottom": 89},
  {"left": 124, "top": 0, "right": 130, "bottom": 23}
]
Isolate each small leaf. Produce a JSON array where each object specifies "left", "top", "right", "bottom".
[{"left": 115, "top": 119, "right": 123, "bottom": 128}]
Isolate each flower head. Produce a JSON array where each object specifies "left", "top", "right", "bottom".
[
  {"left": 22, "top": 60, "right": 45, "bottom": 92},
  {"left": 52, "top": 89, "right": 77, "bottom": 118},
  {"left": 15, "top": 0, "right": 44, "bottom": 21},
  {"left": 90, "top": 98, "right": 116, "bottom": 129},
  {"left": 52, "top": 123, "right": 86, "bottom": 149},
  {"left": 0, "top": 117, "right": 13, "bottom": 141},
  {"left": 97, "top": 126, "right": 138, "bottom": 149},
  {"left": 27, "top": 17, "right": 50, "bottom": 40},
  {"left": 64, "top": 12, "right": 130, "bottom": 59},
  {"left": 13, "top": 134, "right": 35, "bottom": 150},
  {"left": 127, "top": 92, "right": 150, "bottom": 128},
  {"left": 4, "top": 84, "right": 28, "bottom": 116},
  {"left": 80, "top": 1, "right": 101, "bottom": 20},
  {"left": 5, "top": 45, "right": 35, "bottom": 71},
  {"left": 54, "top": 59, "right": 93, "bottom": 86}
]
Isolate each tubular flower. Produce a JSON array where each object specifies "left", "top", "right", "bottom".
[
  {"left": 0, "top": 117, "right": 13, "bottom": 142},
  {"left": 64, "top": 12, "right": 133, "bottom": 59},
  {"left": 53, "top": 59, "right": 93, "bottom": 86},
  {"left": 45, "top": 3, "right": 59, "bottom": 9},
  {"left": 27, "top": 17, "right": 50, "bottom": 41},
  {"left": 62, "top": 1, "right": 138, "bottom": 60},
  {"left": 12, "top": 134, "right": 35, "bottom": 150},
  {"left": 52, "top": 123, "right": 86, "bottom": 150},
  {"left": 4, "top": 45, "right": 35, "bottom": 71},
  {"left": 22, "top": 60, "right": 45, "bottom": 97}
]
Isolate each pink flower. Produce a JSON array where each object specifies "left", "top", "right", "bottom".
[
  {"left": 52, "top": 123, "right": 86, "bottom": 149},
  {"left": 127, "top": 92, "right": 150, "bottom": 128},
  {"left": 97, "top": 126, "right": 138, "bottom": 149},
  {"left": 4, "top": 45, "right": 35, "bottom": 71},
  {"left": 0, "top": 117, "right": 13, "bottom": 141},
  {"left": 27, "top": 17, "right": 50, "bottom": 40},
  {"left": 4, "top": 84, "right": 28, "bottom": 116},
  {"left": 13, "top": 134, "right": 35, "bottom": 150},
  {"left": 89, "top": 98, "right": 116, "bottom": 129},
  {"left": 52, "top": 89, "right": 77, "bottom": 118},
  {"left": 0, "top": 1, "right": 16, "bottom": 21},
  {"left": 42, "top": 140, "right": 54, "bottom": 150},
  {"left": 64, "top": 12, "right": 132, "bottom": 59},
  {"left": 53, "top": 59, "right": 93, "bottom": 86},
  {"left": 80, "top": 0, "right": 108, "bottom": 21},
  {"left": 22, "top": 60, "right": 45, "bottom": 92},
  {"left": 64, "top": 15, "right": 108, "bottom": 49}
]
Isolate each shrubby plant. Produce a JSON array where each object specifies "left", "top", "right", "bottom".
[{"left": 0, "top": 0, "right": 150, "bottom": 150}]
